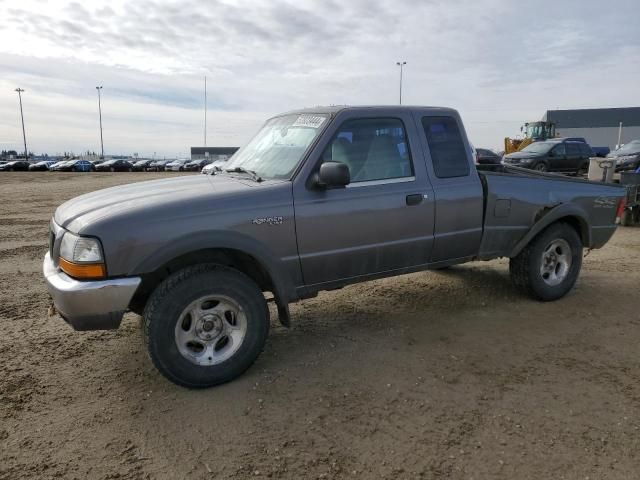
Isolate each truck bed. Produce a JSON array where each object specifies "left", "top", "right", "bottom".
[{"left": 476, "top": 165, "right": 624, "bottom": 260}]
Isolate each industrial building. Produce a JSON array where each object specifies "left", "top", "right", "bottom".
[
  {"left": 543, "top": 107, "right": 640, "bottom": 150},
  {"left": 190, "top": 146, "right": 239, "bottom": 161}
]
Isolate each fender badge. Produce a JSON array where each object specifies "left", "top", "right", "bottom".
[
  {"left": 252, "top": 216, "right": 283, "bottom": 225},
  {"left": 594, "top": 197, "right": 616, "bottom": 208}
]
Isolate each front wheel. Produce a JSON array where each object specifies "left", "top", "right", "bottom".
[
  {"left": 532, "top": 162, "right": 547, "bottom": 172},
  {"left": 509, "top": 222, "right": 583, "bottom": 301},
  {"left": 143, "top": 265, "right": 269, "bottom": 388}
]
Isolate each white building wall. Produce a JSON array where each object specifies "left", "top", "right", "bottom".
[{"left": 556, "top": 126, "right": 640, "bottom": 150}]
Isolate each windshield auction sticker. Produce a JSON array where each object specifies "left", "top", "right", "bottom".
[{"left": 292, "top": 115, "right": 326, "bottom": 129}]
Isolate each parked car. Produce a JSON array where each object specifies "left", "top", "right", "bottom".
[
  {"left": 0, "top": 160, "right": 30, "bottom": 171},
  {"left": 184, "top": 159, "right": 211, "bottom": 172},
  {"left": 201, "top": 159, "right": 231, "bottom": 175},
  {"left": 145, "top": 159, "right": 171, "bottom": 172},
  {"left": 95, "top": 159, "right": 134, "bottom": 172},
  {"left": 43, "top": 105, "right": 625, "bottom": 388},
  {"left": 29, "top": 160, "right": 57, "bottom": 171},
  {"left": 606, "top": 140, "right": 640, "bottom": 172},
  {"left": 132, "top": 159, "right": 154, "bottom": 171},
  {"left": 502, "top": 139, "right": 594, "bottom": 174},
  {"left": 165, "top": 159, "right": 190, "bottom": 172},
  {"left": 475, "top": 148, "right": 502, "bottom": 165},
  {"left": 56, "top": 159, "right": 94, "bottom": 172},
  {"left": 49, "top": 160, "right": 73, "bottom": 171}
]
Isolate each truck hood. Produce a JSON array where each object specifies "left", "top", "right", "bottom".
[{"left": 54, "top": 174, "right": 257, "bottom": 232}]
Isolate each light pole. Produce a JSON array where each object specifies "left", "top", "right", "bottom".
[
  {"left": 396, "top": 61, "right": 407, "bottom": 105},
  {"left": 96, "top": 86, "right": 104, "bottom": 159},
  {"left": 204, "top": 76, "right": 207, "bottom": 146},
  {"left": 15, "top": 88, "right": 28, "bottom": 159}
]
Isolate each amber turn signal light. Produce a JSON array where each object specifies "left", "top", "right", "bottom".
[{"left": 59, "top": 258, "right": 106, "bottom": 279}]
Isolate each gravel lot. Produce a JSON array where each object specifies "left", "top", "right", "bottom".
[{"left": 1, "top": 172, "right": 639, "bottom": 479}]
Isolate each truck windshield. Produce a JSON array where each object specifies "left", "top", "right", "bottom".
[
  {"left": 521, "top": 142, "right": 554, "bottom": 154},
  {"left": 224, "top": 114, "right": 328, "bottom": 180}
]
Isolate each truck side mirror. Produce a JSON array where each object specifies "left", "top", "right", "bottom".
[{"left": 315, "top": 161, "right": 350, "bottom": 188}]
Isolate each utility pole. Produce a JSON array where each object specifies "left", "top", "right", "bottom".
[
  {"left": 96, "top": 86, "right": 104, "bottom": 159},
  {"left": 617, "top": 121, "right": 623, "bottom": 149},
  {"left": 204, "top": 76, "right": 207, "bottom": 146},
  {"left": 396, "top": 61, "right": 407, "bottom": 105},
  {"left": 15, "top": 88, "right": 28, "bottom": 160}
]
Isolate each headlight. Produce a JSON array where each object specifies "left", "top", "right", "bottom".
[
  {"left": 59, "top": 232, "right": 106, "bottom": 279},
  {"left": 60, "top": 232, "right": 103, "bottom": 262}
]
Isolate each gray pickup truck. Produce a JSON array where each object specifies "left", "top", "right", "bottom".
[{"left": 43, "top": 106, "right": 626, "bottom": 388}]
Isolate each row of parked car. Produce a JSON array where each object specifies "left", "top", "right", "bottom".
[
  {"left": 0, "top": 157, "right": 226, "bottom": 173},
  {"left": 475, "top": 138, "right": 640, "bottom": 175}
]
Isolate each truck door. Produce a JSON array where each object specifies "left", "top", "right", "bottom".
[
  {"left": 565, "top": 143, "right": 582, "bottom": 172},
  {"left": 292, "top": 112, "right": 435, "bottom": 287},
  {"left": 549, "top": 143, "right": 567, "bottom": 171},
  {"left": 413, "top": 113, "right": 484, "bottom": 263}
]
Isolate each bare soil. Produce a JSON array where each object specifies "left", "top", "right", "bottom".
[{"left": 1, "top": 172, "right": 639, "bottom": 479}]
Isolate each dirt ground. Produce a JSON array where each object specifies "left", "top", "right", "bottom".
[{"left": 0, "top": 172, "right": 639, "bottom": 480}]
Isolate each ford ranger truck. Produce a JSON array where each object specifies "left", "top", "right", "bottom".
[{"left": 43, "top": 106, "right": 626, "bottom": 388}]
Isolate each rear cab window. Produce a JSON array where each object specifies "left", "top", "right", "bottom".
[
  {"left": 421, "top": 116, "right": 470, "bottom": 178},
  {"left": 566, "top": 143, "right": 581, "bottom": 156},
  {"left": 580, "top": 143, "right": 593, "bottom": 156}
]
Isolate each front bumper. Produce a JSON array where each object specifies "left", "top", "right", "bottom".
[{"left": 43, "top": 252, "right": 141, "bottom": 331}]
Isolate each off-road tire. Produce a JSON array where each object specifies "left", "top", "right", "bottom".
[
  {"left": 143, "top": 264, "right": 269, "bottom": 388},
  {"left": 509, "top": 222, "right": 582, "bottom": 301}
]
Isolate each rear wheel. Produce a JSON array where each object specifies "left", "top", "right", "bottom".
[
  {"left": 509, "top": 222, "right": 582, "bottom": 301},
  {"left": 143, "top": 265, "right": 269, "bottom": 388},
  {"left": 577, "top": 161, "right": 589, "bottom": 176}
]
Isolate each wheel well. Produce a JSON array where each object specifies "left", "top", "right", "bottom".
[
  {"left": 130, "top": 248, "right": 276, "bottom": 314},
  {"left": 558, "top": 216, "right": 589, "bottom": 246}
]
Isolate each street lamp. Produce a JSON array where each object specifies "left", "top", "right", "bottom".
[
  {"left": 15, "top": 88, "right": 28, "bottom": 160},
  {"left": 96, "top": 86, "right": 104, "bottom": 159},
  {"left": 396, "top": 61, "right": 407, "bottom": 105}
]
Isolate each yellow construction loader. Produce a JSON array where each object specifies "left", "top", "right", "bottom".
[{"left": 504, "top": 121, "right": 556, "bottom": 154}]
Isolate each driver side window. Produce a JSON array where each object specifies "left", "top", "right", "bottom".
[
  {"left": 552, "top": 144, "right": 566, "bottom": 156},
  {"left": 321, "top": 118, "right": 413, "bottom": 183}
]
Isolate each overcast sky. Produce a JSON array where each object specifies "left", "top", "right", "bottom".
[{"left": 0, "top": 0, "right": 638, "bottom": 157}]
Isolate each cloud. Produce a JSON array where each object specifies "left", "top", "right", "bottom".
[{"left": 0, "top": 0, "right": 638, "bottom": 155}]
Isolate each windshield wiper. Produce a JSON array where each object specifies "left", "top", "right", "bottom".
[{"left": 224, "top": 166, "right": 263, "bottom": 182}]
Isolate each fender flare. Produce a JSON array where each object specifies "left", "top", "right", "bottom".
[
  {"left": 129, "top": 230, "right": 297, "bottom": 304},
  {"left": 509, "top": 203, "right": 591, "bottom": 258}
]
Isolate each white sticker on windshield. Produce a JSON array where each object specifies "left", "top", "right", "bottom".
[{"left": 292, "top": 115, "right": 326, "bottom": 129}]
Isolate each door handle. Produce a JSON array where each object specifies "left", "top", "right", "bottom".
[{"left": 406, "top": 194, "right": 424, "bottom": 206}]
